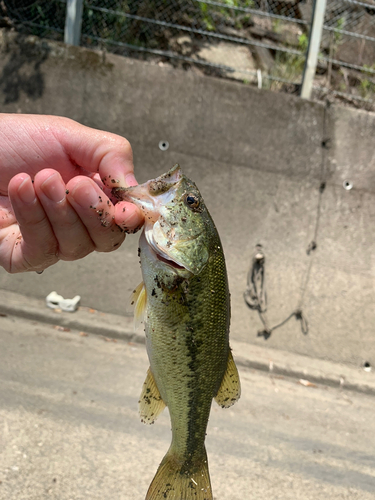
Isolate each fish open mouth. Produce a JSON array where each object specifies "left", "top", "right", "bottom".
[
  {"left": 145, "top": 226, "right": 187, "bottom": 271},
  {"left": 156, "top": 253, "right": 185, "bottom": 270}
]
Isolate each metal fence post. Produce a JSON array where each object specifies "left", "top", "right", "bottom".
[
  {"left": 64, "top": 0, "right": 84, "bottom": 46},
  {"left": 300, "top": 0, "right": 327, "bottom": 99}
]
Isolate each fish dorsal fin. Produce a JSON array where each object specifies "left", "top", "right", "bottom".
[
  {"left": 139, "top": 367, "right": 166, "bottom": 424},
  {"left": 129, "top": 281, "right": 147, "bottom": 331},
  {"left": 214, "top": 351, "right": 241, "bottom": 408}
]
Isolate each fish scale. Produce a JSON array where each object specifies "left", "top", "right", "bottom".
[{"left": 143, "top": 241, "right": 229, "bottom": 459}]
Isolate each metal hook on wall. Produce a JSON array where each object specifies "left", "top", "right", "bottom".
[{"left": 244, "top": 244, "right": 309, "bottom": 339}]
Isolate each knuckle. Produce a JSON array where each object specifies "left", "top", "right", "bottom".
[
  {"left": 117, "top": 136, "right": 132, "bottom": 152},
  {"left": 114, "top": 137, "right": 133, "bottom": 162},
  {"left": 96, "top": 235, "right": 125, "bottom": 253},
  {"left": 59, "top": 243, "right": 93, "bottom": 262},
  {"left": 21, "top": 251, "right": 58, "bottom": 273}
]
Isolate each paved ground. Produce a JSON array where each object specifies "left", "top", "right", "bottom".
[{"left": 0, "top": 314, "right": 374, "bottom": 500}]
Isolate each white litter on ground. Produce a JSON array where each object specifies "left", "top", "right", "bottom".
[{"left": 46, "top": 291, "right": 81, "bottom": 312}]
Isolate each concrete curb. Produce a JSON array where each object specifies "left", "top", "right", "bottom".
[
  {"left": 0, "top": 289, "right": 144, "bottom": 345},
  {"left": 1, "top": 289, "right": 374, "bottom": 396},
  {"left": 232, "top": 342, "right": 375, "bottom": 397}
]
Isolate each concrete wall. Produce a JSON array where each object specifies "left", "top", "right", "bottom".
[{"left": 0, "top": 30, "right": 374, "bottom": 368}]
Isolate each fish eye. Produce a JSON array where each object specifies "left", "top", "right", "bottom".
[{"left": 184, "top": 193, "right": 200, "bottom": 210}]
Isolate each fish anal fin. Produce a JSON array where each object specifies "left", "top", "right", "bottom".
[
  {"left": 214, "top": 350, "right": 241, "bottom": 408},
  {"left": 139, "top": 367, "right": 166, "bottom": 425},
  {"left": 146, "top": 447, "right": 212, "bottom": 500}
]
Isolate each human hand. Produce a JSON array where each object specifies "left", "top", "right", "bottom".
[{"left": 0, "top": 113, "right": 144, "bottom": 273}]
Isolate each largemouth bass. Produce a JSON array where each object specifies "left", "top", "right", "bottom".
[{"left": 113, "top": 164, "right": 240, "bottom": 500}]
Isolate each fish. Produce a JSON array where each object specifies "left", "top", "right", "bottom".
[{"left": 113, "top": 164, "right": 241, "bottom": 500}]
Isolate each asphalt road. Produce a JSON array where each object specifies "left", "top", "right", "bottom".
[{"left": 0, "top": 315, "right": 374, "bottom": 500}]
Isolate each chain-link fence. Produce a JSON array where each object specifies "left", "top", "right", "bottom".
[
  {"left": 79, "top": 0, "right": 310, "bottom": 93},
  {"left": 0, "top": 1, "right": 66, "bottom": 40},
  {"left": 315, "top": 0, "right": 375, "bottom": 104},
  {"left": 1, "top": 1, "right": 374, "bottom": 108}
]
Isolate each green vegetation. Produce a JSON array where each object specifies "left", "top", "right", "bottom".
[
  {"left": 359, "top": 64, "right": 375, "bottom": 99},
  {"left": 298, "top": 33, "right": 308, "bottom": 53},
  {"left": 199, "top": 0, "right": 254, "bottom": 32},
  {"left": 272, "top": 18, "right": 282, "bottom": 34},
  {"left": 327, "top": 16, "right": 345, "bottom": 59},
  {"left": 82, "top": 1, "right": 151, "bottom": 48},
  {"left": 265, "top": 32, "right": 309, "bottom": 89},
  {"left": 1, "top": 0, "right": 66, "bottom": 39},
  {"left": 80, "top": 1, "right": 256, "bottom": 50},
  {"left": 334, "top": 16, "right": 345, "bottom": 45}
]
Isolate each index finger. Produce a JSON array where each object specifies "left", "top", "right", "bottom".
[{"left": 54, "top": 117, "right": 137, "bottom": 189}]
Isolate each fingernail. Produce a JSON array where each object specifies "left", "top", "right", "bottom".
[
  {"left": 119, "top": 207, "right": 143, "bottom": 230},
  {"left": 18, "top": 177, "right": 36, "bottom": 204},
  {"left": 125, "top": 173, "right": 138, "bottom": 187},
  {"left": 41, "top": 173, "right": 66, "bottom": 203},
  {"left": 71, "top": 181, "right": 102, "bottom": 209}
]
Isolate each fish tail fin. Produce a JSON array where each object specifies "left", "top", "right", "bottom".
[{"left": 146, "top": 447, "right": 212, "bottom": 500}]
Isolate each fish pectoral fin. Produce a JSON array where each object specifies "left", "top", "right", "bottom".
[
  {"left": 214, "top": 350, "right": 241, "bottom": 408},
  {"left": 139, "top": 367, "right": 166, "bottom": 424},
  {"left": 129, "top": 281, "right": 147, "bottom": 331}
]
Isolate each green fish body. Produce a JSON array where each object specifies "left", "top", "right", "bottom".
[{"left": 114, "top": 165, "right": 240, "bottom": 500}]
